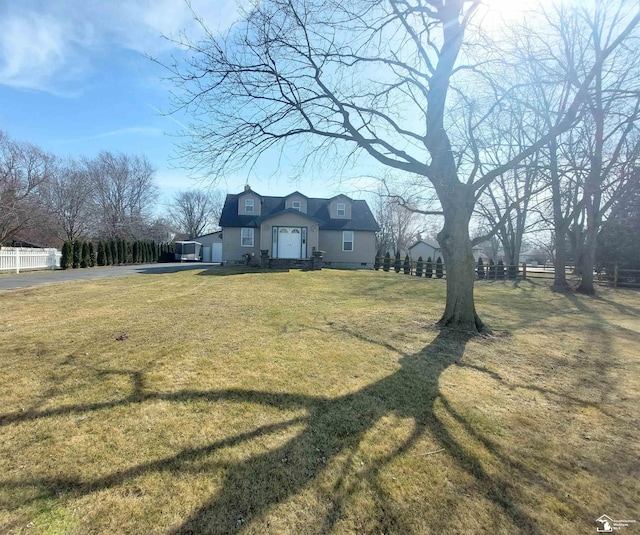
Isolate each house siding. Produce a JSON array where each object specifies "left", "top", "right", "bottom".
[
  {"left": 284, "top": 194, "right": 308, "bottom": 213},
  {"left": 222, "top": 227, "right": 260, "bottom": 264},
  {"left": 238, "top": 192, "right": 262, "bottom": 216},
  {"left": 319, "top": 230, "right": 376, "bottom": 268},
  {"left": 328, "top": 196, "right": 352, "bottom": 219},
  {"left": 409, "top": 242, "right": 440, "bottom": 261}
]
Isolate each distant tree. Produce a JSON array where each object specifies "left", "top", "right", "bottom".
[
  {"left": 425, "top": 257, "right": 433, "bottom": 279},
  {"left": 168, "top": 189, "right": 223, "bottom": 239},
  {"left": 383, "top": 252, "right": 391, "bottom": 272},
  {"left": 72, "top": 241, "right": 81, "bottom": 269},
  {"left": 416, "top": 256, "right": 423, "bottom": 277},
  {"left": 435, "top": 257, "right": 443, "bottom": 279},
  {"left": 477, "top": 257, "right": 485, "bottom": 280},
  {"left": 60, "top": 241, "right": 72, "bottom": 270},
  {"left": 80, "top": 241, "right": 89, "bottom": 268},
  {"left": 403, "top": 254, "right": 411, "bottom": 275},
  {"left": 394, "top": 251, "right": 401, "bottom": 273},
  {"left": 97, "top": 241, "right": 106, "bottom": 266}
]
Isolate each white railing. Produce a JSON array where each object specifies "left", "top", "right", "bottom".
[{"left": 0, "top": 247, "right": 61, "bottom": 273}]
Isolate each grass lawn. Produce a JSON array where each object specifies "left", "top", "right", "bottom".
[{"left": 0, "top": 268, "right": 638, "bottom": 534}]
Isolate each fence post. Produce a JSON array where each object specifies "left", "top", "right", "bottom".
[
  {"left": 15, "top": 248, "right": 20, "bottom": 274},
  {"left": 614, "top": 264, "right": 618, "bottom": 288},
  {"left": 522, "top": 262, "right": 527, "bottom": 280}
]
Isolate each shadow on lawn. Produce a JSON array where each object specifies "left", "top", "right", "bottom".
[{"left": 1, "top": 330, "right": 558, "bottom": 534}]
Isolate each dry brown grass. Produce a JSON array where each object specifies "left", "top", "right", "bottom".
[{"left": 0, "top": 268, "right": 638, "bottom": 534}]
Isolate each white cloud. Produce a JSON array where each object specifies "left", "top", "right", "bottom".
[{"left": 0, "top": 0, "right": 242, "bottom": 95}]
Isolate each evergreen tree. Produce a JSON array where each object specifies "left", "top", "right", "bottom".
[
  {"left": 89, "top": 242, "right": 96, "bottom": 267},
  {"left": 72, "top": 241, "right": 81, "bottom": 268},
  {"left": 60, "top": 241, "right": 72, "bottom": 269},
  {"left": 97, "top": 241, "right": 106, "bottom": 266},
  {"left": 133, "top": 241, "right": 139, "bottom": 264},
  {"left": 118, "top": 239, "right": 125, "bottom": 265},
  {"left": 111, "top": 240, "right": 119, "bottom": 265},
  {"left": 497, "top": 259, "right": 506, "bottom": 280},
  {"left": 435, "top": 256, "right": 443, "bottom": 278},
  {"left": 105, "top": 241, "right": 113, "bottom": 265},
  {"left": 151, "top": 241, "right": 158, "bottom": 262},
  {"left": 374, "top": 250, "right": 381, "bottom": 271},
  {"left": 383, "top": 252, "right": 391, "bottom": 272},
  {"left": 80, "top": 241, "right": 89, "bottom": 268},
  {"left": 394, "top": 251, "right": 401, "bottom": 273},
  {"left": 477, "top": 257, "right": 485, "bottom": 279},
  {"left": 403, "top": 254, "right": 411, "bottom": 275},
  {"left": 416, "top": 256, "right": 423, "bottom": 277},
  {"left": 425, "top": 257, "right": 433, "bottom": 278},
  {"left": 489, "top": 259, "right": 496, "bottom": 280}
]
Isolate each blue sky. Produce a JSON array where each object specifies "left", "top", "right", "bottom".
[{"left": 0, "top": 0, "right": 360, "bottom": 207}]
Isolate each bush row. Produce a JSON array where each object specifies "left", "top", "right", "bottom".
[
  {"left": 373, "top": 253, "right": 519, "bottom": 280},
  {"left": 60, "top": 239, "right": 162, "bottom": 269}
]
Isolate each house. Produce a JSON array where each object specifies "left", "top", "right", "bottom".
[
  {"left": 193, "top": 231, "right": 223, "bottom": 262},
  {"left": 218, "top": 187, "right": 380, "bottom": 268},
  {"left": 408, "top": 238, "right": 483, "bottom": 262}
]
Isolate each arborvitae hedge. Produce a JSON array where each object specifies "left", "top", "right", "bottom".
[
  {"left": 425, "top": 257, "right": 433, "bottom": 278},
  {"left": 80, "top": 241, "right": 89, "bottom": 268},
  {"left": 416, "top": 256, "right": 423, "bottom": 277},
  {"left": 435, "top": 256, "right": 443, "bottom": 278},
  {"left": 133, "top": 241, "right": 139, "bottom": 263},
  {"left": 89, "top": 242, "right": 96, "bottom": 267},
  {"left": 72, "top": 241, "right": 81, "bottom": 269},
  {"left": 477, "top": 257, "right": 485, "bottom": 279},
  {"left": 403, "top": 254, "right": 411, "bottom": 275},
  {"left": 383, "top": 252, "right": 391, "bottom": 272},
  {"left": 97, "top": 241, "right": 105, "bottom": 266},
  {"left": 61, "top": 241, "right": 72, "bottom": 269},
  {"left": 394, "top": 251, "right": 401, "bottom": 273},
  {"left": 497, "top": 259, "right": 505, "bottom": 280},
  {"left": 374, "top": 251, "right": 381, "bottom": 271}
]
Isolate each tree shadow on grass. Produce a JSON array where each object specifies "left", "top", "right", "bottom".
[{"left": 1, "top": 330, "right": 554, "bottom": 534}]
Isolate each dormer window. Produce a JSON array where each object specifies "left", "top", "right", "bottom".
[
  {"left": 245, "top": 198, "right": 254, "bottom": 213},
  {"left": 337, "top": 203, "right": 346, "bottom": 217},
  {"left": 292, "top": 201, "right": 301, "bottom": 211}
]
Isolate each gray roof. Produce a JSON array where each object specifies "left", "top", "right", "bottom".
[{"left": 219, "top": 191, "right": 380, "bottom": 232}]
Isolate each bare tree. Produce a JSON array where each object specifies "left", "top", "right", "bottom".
[
  {"left": 85, "top": 151, "right": 159, "bottom": 239},
  {"left": 0, "top": 131, "right": 54, "bottom": 245},
  {"left": 163, "top": 0, "right": 639, "bottom": 332},
  {"left": 168, "top": 189, "right": 223, "bottom": 239},
  {"left": 40, "top": 158, "right": 94, "bottom": 242}
]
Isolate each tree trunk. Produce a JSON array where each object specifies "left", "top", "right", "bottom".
[
  {"left": 436, "top": 184, "right": 487, "bottom": 333},
  {"left": 552, "top": 226, "right": 569, "bottom": 290}
]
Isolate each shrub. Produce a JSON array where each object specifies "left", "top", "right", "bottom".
[
  {"left": 435, "top": 256, "right": 443, "bottom": 278},
  {"left": 394, "top": 251, "right": 401, "bottom": 273},
  {"left": 383, "top": 252, "right": 391, "bottom": 272},
  {"left": 80, "top": 241, "right": 89, "bottom": 268},
  {"left": 416, "top": 256, "right": 423, "bottom": 277},
  {"left": 72, "top": 241, "right": 81, "bottom": 269},
  {"left": 425, "top": 257, "right": 433, "bottom": 278},
  {"left": 60, "top": 241, "right": 72, "bottom": 270},
  {"left": 497, "top": 259, "right": 506, "bottom": 280},
  {"left": 403, "top": 254, "right": 411, "bottom": 275},
  {"left": 477, "top": 257, "right": 485, "bottom": 279}
]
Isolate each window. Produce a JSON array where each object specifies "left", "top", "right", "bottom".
[
  {"left": 337, "top": 202, "right": 346, "bottom": 216},
  {"left": 241, "top": 228, "right": 254, "bottom": 247},
  {"left": 342, "top": 231, "right": 354, "bottom": 251},
  {"left": 292, "top": 200, "right": 301, "bottom": 211},
  {"left": 245, "top": 198, "right": 254, "bottom": 213}
]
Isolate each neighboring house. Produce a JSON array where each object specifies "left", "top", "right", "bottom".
[
  {"left": 408, "top": 238, "right": 483, "bottom": 262},
  {"left": 218, "top": 187, "right": 380, "bottom": 268},
  {"left": 193, "top": 231, "right": 223, "bottom": 262}
]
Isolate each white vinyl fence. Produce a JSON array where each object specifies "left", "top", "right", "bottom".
[{"left": 0, "top": 247, "right": 61, "bottom": 273}]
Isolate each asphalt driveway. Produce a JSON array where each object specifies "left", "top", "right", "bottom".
[{"left": 0, "top": 263, "right": 219, "bottom": 291}]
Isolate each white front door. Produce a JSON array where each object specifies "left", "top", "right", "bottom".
[{"left": 278, "top": 228, "right": 302, "bottom": 258}]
